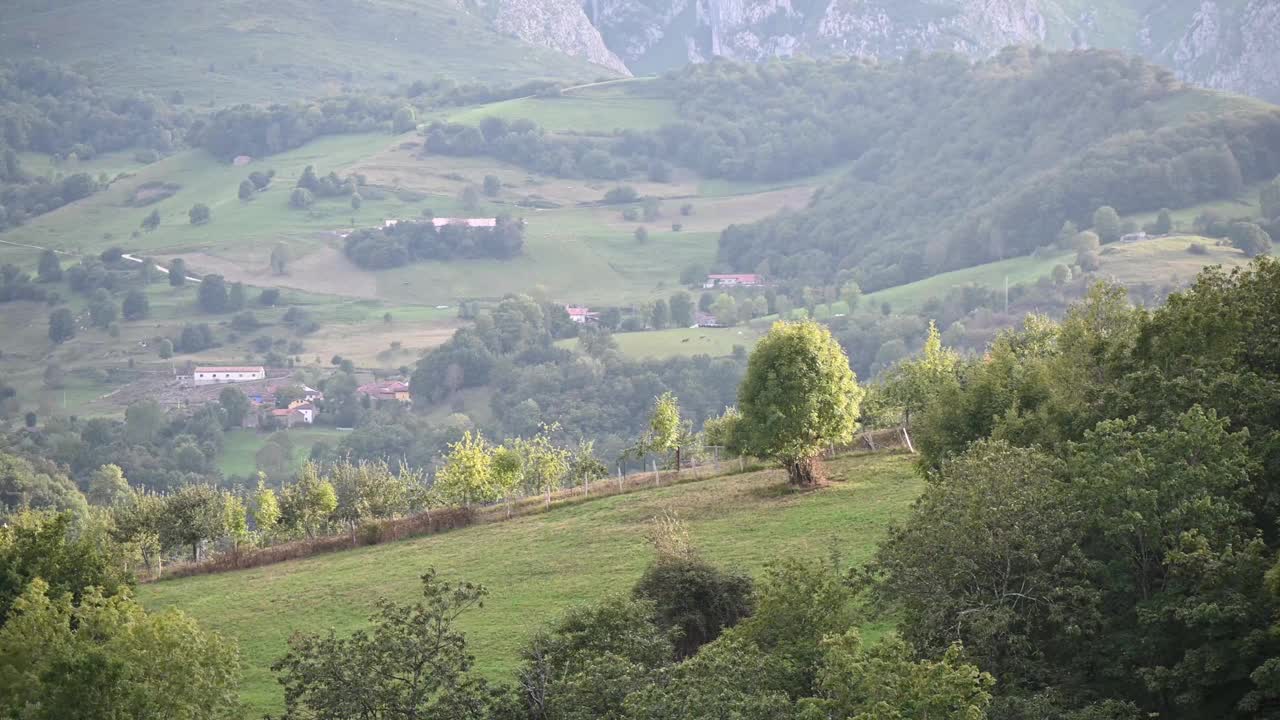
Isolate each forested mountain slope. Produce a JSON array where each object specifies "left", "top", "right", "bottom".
[
  {"left": 693, "top": 50, "right": 1280, "bottom": 290},
  {"left": 586, "top": 0, "right": 1280, "bottom": 103},
  {"left": 0, "top": 0, "right": 623, "bottom": 104}
]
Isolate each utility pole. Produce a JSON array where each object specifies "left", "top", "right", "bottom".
[{"left": 1004, "top": 275, "right": 1009, "bottom": 314}]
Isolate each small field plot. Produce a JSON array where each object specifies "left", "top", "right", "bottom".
[
  {"left": 140, "top": 452, "right": 923, "bottom": 716},
  {"left": 304, "top": 318, "right": 460, "bottom": 369},
  {"left": 557, "top": 326, "right": 761, "bottom": 359},
  {"left": 346, "top": 143, "right": 701, "bottom": 207},
  {"left": 18, "top": 149, "right": 153, "bottom": 183},
  {"left": 1098, "top": 235, "right": 1259, "bottom": 286},
  {"left": 1126, "top": 182, "right": 1264, "bottom": 230},
  {"left": 216, "top": 427, "right": 351, "bottom": 479},
  {"left": 580, "top": 184, "right": 815, "bottom": 235},
  {"left": 444, "top": 79, "right": 678, "bottom": 133},
  {"left": 374, "top": 225, "right": 718, "bottom": 306},
  {"left": 863, "top": 250, "right": 1074, "bottom": 314}
]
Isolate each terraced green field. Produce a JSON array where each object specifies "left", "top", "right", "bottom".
[{"left": 444, "top": 78, "right": 678, "bottom": 133}]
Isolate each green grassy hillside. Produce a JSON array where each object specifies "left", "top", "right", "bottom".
[
  {"left": 444, "top": 78, "right": 676, "bottom": 133},
  {"left": 140, "top": 452, "right": 922, "bottom": 716},
  {"left": 0, "top": 0, "right": 613, "bottom": 105},
  {"left": 862, "top": 185, "right": 1268, "bottom": 315},
  {"left": 216, "top": 428, "right": 351, "bottom": 477}
]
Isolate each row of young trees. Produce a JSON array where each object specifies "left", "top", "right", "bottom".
[{"left": 103, "top": 458, "right": 435, "bottom": 569}]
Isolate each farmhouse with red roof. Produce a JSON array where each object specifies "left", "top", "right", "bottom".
[
  {"left": 703, "top": 274, "right": 765, "bottom": 289},
  {"left": 358, "top": 380, "right": 411, "bottom": 403},
  {"left": 565, "top": 305, "right": 600, "bottom": 324}
]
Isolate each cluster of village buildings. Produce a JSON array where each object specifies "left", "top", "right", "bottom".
[
  {"left": 191, "top": 367, "right": 410, "bottom": 429},
  {"left": 186, "top": 274, "right": 764, "bottom": 424},
  {"left": 566, "top": 274, "right": 766, "bottom": 329}
]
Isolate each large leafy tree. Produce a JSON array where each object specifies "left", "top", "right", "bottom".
[
  {"left": 811, "top": 633, "right": 994, "bottom": 720},
  {"left": 218, "top": 386, "right": 251, "bottom": 429},
  {"left": 0, "top": 452, "right": 88, "bottom": 520},
  {"left": 197, "top": 273, "right": 229, "bottom": 313},
  {"left": 273, "top": 570, "right": 500, "bottom": 720},
  {"left": 0, "top": 510, "right": 132, "bottom": 623},
  {"left": 435, "top": 431, "right": 496, "bottom": 507},
  {"left": 519, "top": 595, "right": 673, "bottom": 720},
  {"left": 159, "top": 484, "right": 227, "bottom": 562},
  {"left": 36, "top": 249, "right": 62, "bottom": 282},
  {"left": 279, "top": 463, "right": 338, "bottom": 537},
  {"left": 168, "top": 257, "right": 187, "bottom": 287},
  {"left": 642, "top": 392, "right": 690, "bottom": 470},
  {"left": 879, "top": 320, "right": 959, "bottom": 427},
  {"left": 1092, "top": 205, "right": 1122, "bottom": 244},
  {"left": 622, "top": 636, "right": 793, "bottom": 720},
  {"left": 737, "top": 321, "right": 863, "bottom": 485},
  {"left": 516, "top": 425, "right": 570, "bottom": 506},
  {"left": 1229, "top": 221, "right": 1272, "bottom": 258},
  {"left": 724, "top": 558, "right": 860, "bottom": 698},
  {"left": 329, "top": 460, "right": 410, "bottom": 541},
  {"left": 121, "top": 288, "right": 150, "bottom": 320},
  {"left": 87, "top": 463, "right": 130, "bottom": 506},
  {"left": 869, "top": 441, "right": 1079, "bottom": 690},
  {"left": 0, "top": 579, "right": 242, "bottom": 719},
  {"left": 1062, "top": 409, "right": 1269, "bottom": 715},
  {"left": 87, "top": 288, "right": 118, "bottom": 329},
  {"left": 885, "top": 394, "right": 1274, "bottom": 712},
  {"left": 632, "top": 525, "right": 753, "bottom": 658},
  {"left": 252, "top": 477, "right": 281, "bottom": 537},
  {"left": 47, "top": 308, "right": 75, "bottom": 343}
]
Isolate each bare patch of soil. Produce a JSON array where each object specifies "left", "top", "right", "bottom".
[{"left": 127, "top": 181, "right": 181, "bottom": 207}]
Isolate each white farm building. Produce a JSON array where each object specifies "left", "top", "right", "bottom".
[{"left": 193, "top": 366, "right": 266, "bottom": 386}]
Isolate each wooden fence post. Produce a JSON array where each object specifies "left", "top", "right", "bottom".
[{"left": 900, "top": 427, "right": 916, "bottom": 454}]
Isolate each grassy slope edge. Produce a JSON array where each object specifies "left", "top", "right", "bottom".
[{"left": 139, "top": 452, "right": 921, "bottom": 715}]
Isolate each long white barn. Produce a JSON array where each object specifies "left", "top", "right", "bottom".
[{"left": 193, "top": 366, "right": 266, "bottom": 386}]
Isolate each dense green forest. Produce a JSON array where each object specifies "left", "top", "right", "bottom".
[
  {"left": 343, "top": 217, "right": 526, "bottom": 269},
  {"left": 0, "top": 59, "right": 193, "bottom": 229},
  {"left": 858, "top": 259, "right": 1280, "bottom": 718},
  {"left": 708, "top": 50, "right": 1280, "bottom": 289}
]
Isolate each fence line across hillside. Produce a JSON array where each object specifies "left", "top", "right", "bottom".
[{"left": 145, "top": 427, "right": 914, "bottom": 582}]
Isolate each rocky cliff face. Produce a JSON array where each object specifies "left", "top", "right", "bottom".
[
  {"left": 471, "top": 0, "right": 632, "bottom": 75},
  {"left": 1151, "top": 0, "right": 1280, "bottom": 103},
  {"left": 580, "top": 0, "right": 1280, "bottom": 102}
]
